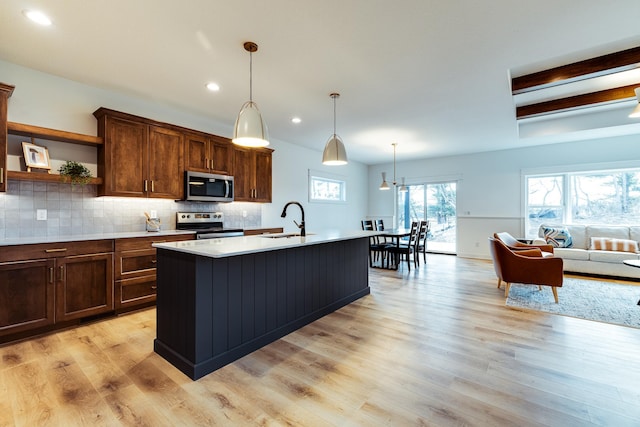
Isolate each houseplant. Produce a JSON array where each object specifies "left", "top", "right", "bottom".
[{"left": 58, "top": 160, "right": 92, "bottom": 185}]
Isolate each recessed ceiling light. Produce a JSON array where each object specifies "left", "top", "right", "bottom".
[
  {"left": 23, "top": 10, "right": 52, "bottom": 26},
  {"left": 291, "top": 117, "right": 302, "bottom": 124},
  {"left": 205, "top": 82, "right": 220, "bottom": 92}
]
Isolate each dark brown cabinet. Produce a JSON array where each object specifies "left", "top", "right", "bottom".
[
  {"left": 185, "top": 133, "right": 233, "bottom": 175},
  {"left": 55, "top": 252, "right": 114, "bottom": 322},
  {"left": 114, "top": 234, "right": 194, "bottom": 312},
  {"left": 0, "top": 259, "right": 55, "bottom": 336},
  {"left": 94, "top": 108, "right": 184, "bottom": 199},
  {"left": 233, "top": 146, "right": 273, "bottom": 202},
  {"left": 0, "top": 83, "right": 15, "bottom": 193},
  {"left": 0, "top": 240, "right": 114, "bottom": 340},
  {"left": 94, "top": 107, "right": 273, "bottom": 203}
]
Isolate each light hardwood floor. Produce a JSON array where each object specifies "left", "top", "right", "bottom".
[{"left": 1, "top": 254, "right": 640, "bottom": 426}]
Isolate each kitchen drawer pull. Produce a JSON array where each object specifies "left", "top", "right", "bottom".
[
  {"left": 151, "top": 260, "right": 157, "bottom": 264},
  {"left": 151, "top": 286, "right": 157, "bottom": 290},
  {"left": 45, "top": 248, "right": 68, "bottom": 253}
]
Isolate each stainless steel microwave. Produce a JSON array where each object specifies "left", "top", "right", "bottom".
[{"left": 184, "top": 171, "right": 234, "bottom": 202}]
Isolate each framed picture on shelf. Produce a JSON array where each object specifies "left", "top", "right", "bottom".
[{"left": 22, "top": 141, "right": 51, "bottom": 171}]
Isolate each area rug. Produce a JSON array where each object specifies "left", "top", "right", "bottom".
[{"left": 505, "top": 278, "right": 640, "bottom": 328}]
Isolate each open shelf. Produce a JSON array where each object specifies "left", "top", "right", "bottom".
[
  {"left": 7, "top": 170, "right": 103, "bottom": 185},
  {"left": 7, "top": 122, "right": 103, "bottom": 146}
]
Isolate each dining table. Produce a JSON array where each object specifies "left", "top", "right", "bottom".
[{"left": 378, "top": 228, "right": 413, "bottom": 270}]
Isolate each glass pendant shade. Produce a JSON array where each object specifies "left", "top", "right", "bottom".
[
  {"left": 232, "top": 101, "right": 269, "bottom": 147},
  {"left": 379, "top": 172, "right": 390, "bottom": 190},
  {"left": 630, "top": 88, "right": 640, "bottom": 118},
  {"left": 322, "top": 134, "right": 348, "bottom": 165}
]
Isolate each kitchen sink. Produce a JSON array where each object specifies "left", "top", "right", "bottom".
[{"left": 260, "top": 232, "right": 315, "bottom": 239}]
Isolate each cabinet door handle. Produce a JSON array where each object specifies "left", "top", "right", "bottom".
[
  {"left": 151, "top": 286, "right": 157, "bottom": 290},
  {"left": 151, "top": 260, "right": 157, "bottom": 264},
  {"left": 58, "top": 265, "right": 64, "bottom": 281},
  {"left": 45, "top": 248, "right": 68, "bottom": 253},
  {"left": 49, "top": 267, "right": 54, "bottom": 283},
  {"left": 205, "top": 158, "right": 209, "bottom": 169},
  {"left": 210, "top": 159, "right": 214, "bottom": 170},
  {"left": 151, "top": 181, "right": 155, "bottom": 192},
  {"left": 144, "top": 180, "right": 148, "bottom": 192},
  {"left": 0, "top": 167, "right": 3, "bottom": 184}
]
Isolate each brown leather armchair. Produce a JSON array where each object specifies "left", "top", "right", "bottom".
[
  {"left": 488, "top": 237, "right": 563, "bottom": 303},
  {"left": 494, "top": 231, "right": 554, "bottom": 254}
]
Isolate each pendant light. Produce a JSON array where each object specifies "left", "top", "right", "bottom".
[
  {"left": 232, "top": 41, "right": 269, "bottom": 147},
  {"left": 322, "top": 93, "right": 348, "bottom": 165},
  {"left": 629, "top": 88, "right": 640, "bottom": 118},
  {"left": 379, "top": 143, "right": 407, "bottom": 192}
]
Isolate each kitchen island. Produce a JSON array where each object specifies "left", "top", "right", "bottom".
[{"left": 152, "top": 230, "right": 374, "bottom": 380}]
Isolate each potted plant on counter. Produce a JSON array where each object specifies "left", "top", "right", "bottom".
[{"left": 59, "top": 160, "right": 92, "bottom": 185}]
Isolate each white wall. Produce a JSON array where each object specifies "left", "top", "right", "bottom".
[
  {"left": 369, "top": 136, "right": 640, "bottom": 259},
  {"left": 0, "top": 59, "right": 369, "bottom": 235}
]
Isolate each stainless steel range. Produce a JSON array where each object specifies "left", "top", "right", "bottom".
[{"left": 176, "top": 212, "right": 244, "bottom": 239}]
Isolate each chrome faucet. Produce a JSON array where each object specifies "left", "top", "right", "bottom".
[{"left": 281, "top": 201, "right": 305, "bottom": 237}]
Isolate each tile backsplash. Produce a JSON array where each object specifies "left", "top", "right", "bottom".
[{"left": 0, "top": 180, "right": 262, "bottom": 239}]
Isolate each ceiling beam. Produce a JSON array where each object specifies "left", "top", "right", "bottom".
[
  {"left": 516, "top": 83, "right": 639, "bottom": 119},
  {"left": 512, "top": 46, "right": 640, "bottom": 94}
]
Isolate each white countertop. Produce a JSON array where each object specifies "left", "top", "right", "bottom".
[
  {"left": 0, "top": 230, "right": 196, "bottom": 247},
  {"left": 153, "top": 230, "right": 378, "bottom": 258}
]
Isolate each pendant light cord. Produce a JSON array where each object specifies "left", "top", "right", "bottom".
[
  {"left": 332, "top": 95, "right": 336, "bottom": 136},
  {"left": 393, "top": 143, "right": 397, "bottom": 185},
  {"left": 249, "top": 50, "right": 253, "bottom": 102}
]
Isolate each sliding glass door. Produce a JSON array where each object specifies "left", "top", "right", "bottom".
[{"left": 397, "top": 182, "right": 457, "bottom": 253}]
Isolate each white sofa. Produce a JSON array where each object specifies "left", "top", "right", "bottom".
[{"left": 534, "top": 224, "right": 640, "bottom": 279}]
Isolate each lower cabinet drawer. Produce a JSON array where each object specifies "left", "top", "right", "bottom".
[
  {"left": 118, "top": 248, "right": 156, "bottom": 277},
  {"left": 117, "top": 275, "right": 157, "bottom": 310}
]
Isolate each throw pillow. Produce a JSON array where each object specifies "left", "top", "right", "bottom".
[
  {"left": 590, "top": 237, "right": 639, "bottom": 253},
  {"left": 540, "top": 226, "right": 573, "bottom": 248}
]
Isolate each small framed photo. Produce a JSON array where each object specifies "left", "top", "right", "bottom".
[{"left": 22, "top": 142, "right": 51, "bottom": 171}]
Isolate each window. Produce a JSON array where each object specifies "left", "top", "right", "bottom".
[
  {"left": 525, "top": 169, "right": 640, "bottom": 237},
  {"left": 397, "top": 182, "right": 457, "bottom": 253},
  {"left": 308, "top": 170, "right": 346, "bottom": 203},
  {"left": 526, "top": 175, "right": 564, "bottom": 236}
]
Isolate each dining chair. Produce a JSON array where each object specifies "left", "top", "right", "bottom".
[
  {"left": 387, "top": 221, "right": 419, "bottom": 271},
  {"left": 415, "top": 220, "right": 429, "bottom": 265},
  {"left": 374, "top": 219, "right": 388, "bottom": 243},
  {"left": 361, "top": 220, "right": 389, "bottom": 267}
]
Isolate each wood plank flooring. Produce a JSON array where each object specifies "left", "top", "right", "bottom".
[{"left": 1, "top": 254, "right": 640, "bottom": 426}]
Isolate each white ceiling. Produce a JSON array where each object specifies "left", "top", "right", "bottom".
[{"left": 1, "top": 0, "right": 640, "bottom": 165}]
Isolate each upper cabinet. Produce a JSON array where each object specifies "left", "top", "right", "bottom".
[
  {"left": 0, "top": 83, "right": 15, "bottom": 192},
  {"left": 95, "top": 107, "right": 273, "bottom": 203},
  {"left": 233, "top": 146, "right": 273, "bottom": 202},
  {"left": 184, "top": 133, "right": 233, "bottom": 175},
  {"left": 94, "top": 108, "right": 184, "bottom": 199}
]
